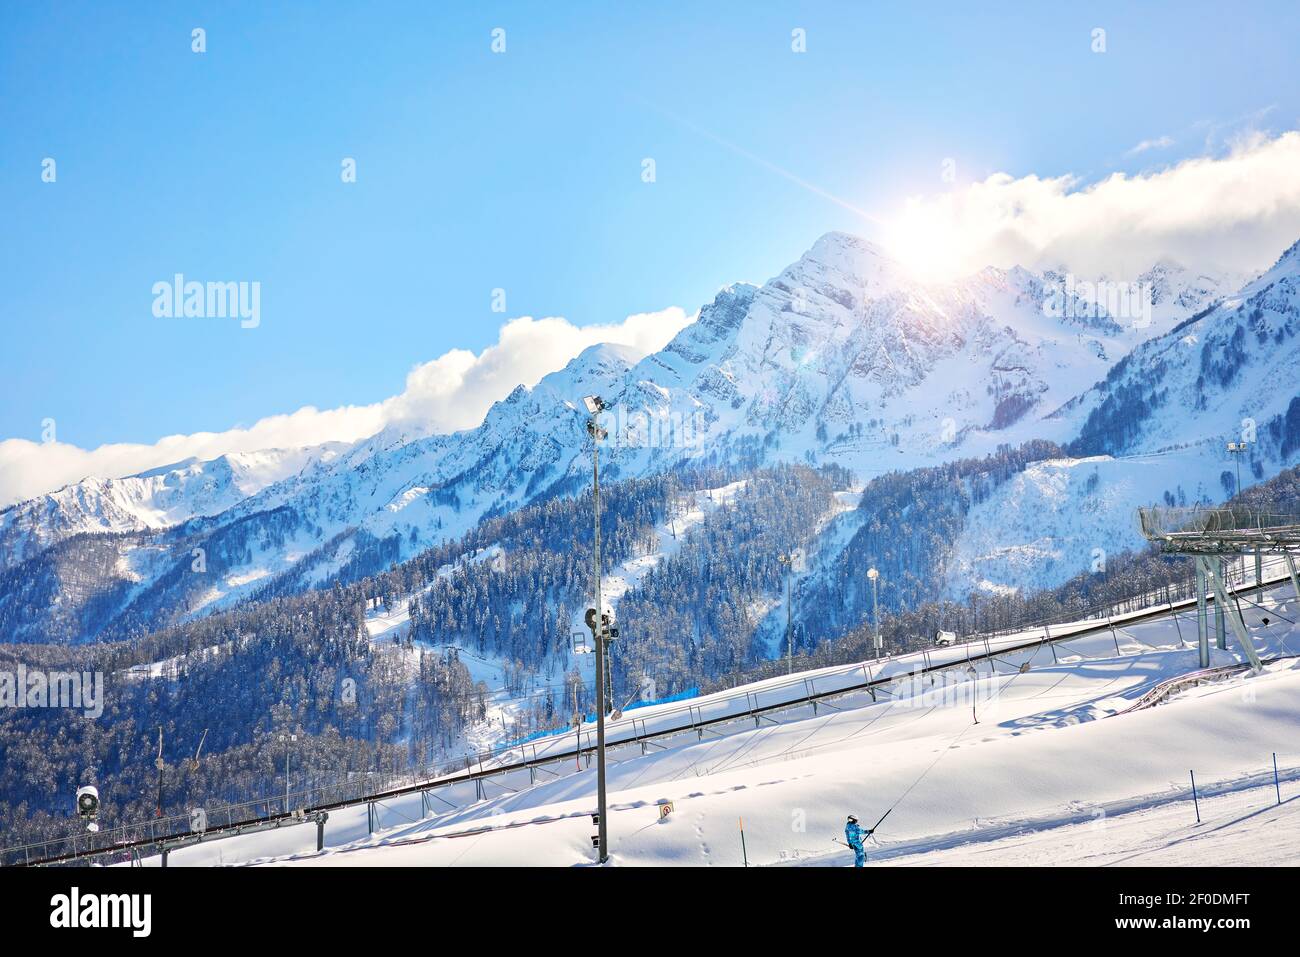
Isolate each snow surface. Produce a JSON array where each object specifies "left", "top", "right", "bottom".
[
  {"left": 138, "top": 577, "right": 1300, "bottom": 867},
  {"left": 944, "top": 450, "right": 1239, "bottom": 597},
  {"left": 786, "top": 777, "right": 1300, "bottom": 867}
]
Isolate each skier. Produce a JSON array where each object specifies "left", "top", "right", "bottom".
[{"left": 844, "top": 814, "right": 872, "bottom": 867}]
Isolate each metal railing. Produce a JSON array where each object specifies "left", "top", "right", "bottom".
[{"left": 1138, "top": 506, "right": 1300, "bottom": 546}]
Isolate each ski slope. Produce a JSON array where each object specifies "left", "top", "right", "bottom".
[
  {"left": 140, "top": 578, "right": 1300, "bottom": 868},
  {"left": 358, "top": 482, "right": 753, "bottom": 756},
  {"left": 788, "top": 776, "right": 1300, "bottom": 867}
]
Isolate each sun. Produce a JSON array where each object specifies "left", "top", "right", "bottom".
[{"left": 879, "top": 200, "right": 975, "bottom": 284}]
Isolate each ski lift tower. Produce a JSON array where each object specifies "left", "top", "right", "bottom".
[{"left": 1137, "top": 506, "right": 1300, "bottom": 671}]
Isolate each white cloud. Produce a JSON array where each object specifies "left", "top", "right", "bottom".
[
  {"left": 0, "top": 405, "right": 388, "bottom": 508},
  {"left": 1126, "top": 135, "right": 1174, "bottom": 156},
  {"left": 381, "top": 308, "right": 692, "bottom": 433},
  {"left": 0, "top": 307, "right": 692, "bottom": 506},
  {"left": 884, "top": 129, "right": 1300, "bottom": 281}
]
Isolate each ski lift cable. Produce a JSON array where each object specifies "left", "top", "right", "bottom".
[
  {"left": 706, "top": 709, "right": 828, "bottom": 777},
  {"left": 1235, "top": 589, "right": 1296, "bottom": 626},
  {"left": 864, "top": 640, "right": 1046, "bottom": 835},
  {"left": 663, "top": 690, "right": 818, "bottom": 783},
  {"left": 1226, "top": 590, "right": 1297, "bottom": 656},
  {"left": 700, "top": 683, "right": 947, "bottom": 783}
]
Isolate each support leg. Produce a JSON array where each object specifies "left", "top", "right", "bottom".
[
  {"left": 1206, "top": 559, "right": 1264, "bottom": 671},
  {"left": 1214, "top": 557, "right": 1228, "bottom": 651},
  {"left": 1195, "top": 558, "right": 1210, "bottom": 669}
]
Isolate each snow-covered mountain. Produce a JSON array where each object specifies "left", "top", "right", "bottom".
[
  {"left": 939, "top": 241, "right": 1300, "bottom": 597},
  {"left": 210, "top": 233, "right": 1250, "bottom": 587},
  {"left": 1136, "top": 259, "right": 1245, "bottom": 333},
  {"left": 1056, "top": 238, "right": 1300, "bottom": 460},
  {"left": 1, "top": 232, "right": 1286, "bottom": 643},
  {"left": 0, "top": 445, "right": 346, "bottom": 572},
  {"left": 134, "top": 235, "right": 1149, "bottom": 587}
]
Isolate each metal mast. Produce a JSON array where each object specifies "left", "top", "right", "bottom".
[{"left": 584, "top": 395, "right": 610, "bottom": 863}]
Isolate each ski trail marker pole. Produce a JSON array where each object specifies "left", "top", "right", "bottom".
[
  {"left": 739, "top": 817, "right": 749, "bottom": 867},
  {"left": 1274, "top": 753, "right": 1281, "bottom": 806},
  {"left": 1190, "top": 770, "right": 1201, "bottom": 824}
]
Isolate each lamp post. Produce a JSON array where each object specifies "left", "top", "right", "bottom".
[
  {"left": 280, "top": 731, "right": 297, "bottom": 811},
  {"left": 154, "top": 727, "right": 165, "bottom": 818},
  {"left": 1226, "top": 442, "right": 1254, "bottom": 592},
  {"left": 1227, "top": 441, "right": 1247, "bottom": 497},
  {"left": 777, "top": 552, "right": 797, "bottom": 674},
  {"left": 867, "top": 567, "right": 881, "bottom": 658},
  {"left": 583, "top": 394, "right": 611, "bottom": 864}
]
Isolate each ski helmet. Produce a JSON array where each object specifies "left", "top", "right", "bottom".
[{"left": 847, "top": 814, "right": 858, "bottom": 823}]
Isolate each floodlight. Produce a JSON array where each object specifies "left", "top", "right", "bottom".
[{"left": 76, "top": 785, "right": 100, "bottom": 823}]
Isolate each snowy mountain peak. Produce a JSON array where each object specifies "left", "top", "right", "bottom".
[
  {"left": 1271, "top": 237, "right": 1300, "bottom": 272},
  {"left": 1136, "top": 259, "right": 1242, "bottom": 318},
  {"left": 804, "top": 230, "right": 893, "bottom": 266},
  {"left": 1060, "top": 234, "right": 1300, "bottom": 458},
  {"left": 780, "top": 231, "right": 908, "bottom": 302},
  {"left": 0, "top": 444, "right": 346, "bottom": 573},
  {"left": 573, "top": 340, "right": 645, "bottom": 371}
]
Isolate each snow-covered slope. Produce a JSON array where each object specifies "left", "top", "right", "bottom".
[
  {"left": 144, "top": 576, "right": 1300, "bottom": 867},
  {"left": 941, "top": 450, "right": 1235, "bottom": 597}
]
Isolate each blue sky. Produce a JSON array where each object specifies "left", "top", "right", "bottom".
[{"left": 2, "top": 1, "right": 1298, "bottom": 463}]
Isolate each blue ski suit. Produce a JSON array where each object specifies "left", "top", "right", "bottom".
[{"left": 845, "top": 820, "right": 869, "bottom": 867}]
